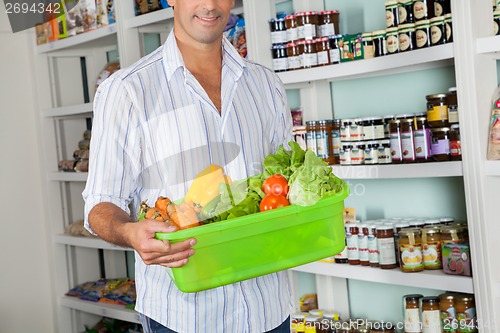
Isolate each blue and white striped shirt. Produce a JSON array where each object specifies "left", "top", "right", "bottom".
[{"left": 83, "top": 30, "right": 294, "bottom": 332}]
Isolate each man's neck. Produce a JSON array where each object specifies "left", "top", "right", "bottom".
[{"left": 176, "top": 36, "right": 223, "bottom": 74}]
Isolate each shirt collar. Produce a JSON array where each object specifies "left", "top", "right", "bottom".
[{"left": 162, "top": 29, "right": 246, "bottom": 82}]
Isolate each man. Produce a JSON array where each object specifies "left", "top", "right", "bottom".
[{"left": 82, "top": 0, "right": 294, "bottom": 332}]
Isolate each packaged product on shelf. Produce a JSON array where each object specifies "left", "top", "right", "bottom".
[
  {"left": 135, "top": 0, "right": 161, "bottom": 16},
  {"left": 439, "top": 293, "right": 458, "bottom": 332},
  {"left": 449, "top": 125, "right": 462, "bottom": 161},
  {"left": 319, "top": 10, "right": 340, "bottom": 37},
  {"left": 229, "top": 18, "right": 247, "bottom": 58},
  {"left": 434, "top": 0, "right": 451, "bottom": 17},
  {"left": 108, "top": 0, "right": 116, "bottom": 24},
  {"left": 445, "top": 13, "right": 453, "bottom": 42},
  {"left": 96, "top": 61, "right": 120, "bottom": 90},
  {"left": 373, "top": 30, "right": 388, "bottom": 56},
  {"left": 96, "top": 0, "right": 109, "bottom": 27},
  {"left": 339, "top": 34, "right": 364, "bottom": 62},
  {"left": 35, "top": 23, "right": 48, "bottom": 45},
  {"left": 398, "top": 0, "right": 414, "bottom": 25},
  {"left": 442, "top": 243, "right": 472, "bottom": 276},
  {"left": 64, "top": 219, "right": 95, "bottom": 237},
  {"left": 64, "top": 0, "right": 83, "bottom": 36},
  {"left": 415, "top": 19, "right": 432, "bottom": 48},
  {"left": 456, "top": 295, "right": 478, "bottom": 333},
  {"left": 285, "top": 15, "right": 298, "bottom": 42},
  {"left": 362, "top": 32, "right": 375, "bottom": 58},
  {"left": 293, "top": 126, "right": 307, "bottom": 151},
  {"left": 75, "top": 0, "right": 97, "bottom": 32},
  {"left": 56, "top": 8, "right": 68, "bottom": 39},
  {"left": 403, "top": 294, "right": 423, "bottom": 333},
  {"left": 299, "top": 294, "right": 318, "bottom": 312},
  {"left": 487, "top": 86, "right": 500, "bottom": 159},
  {"left": 398, "top": 228, "right": 424, "bottom": 272},
  {"left": 269, "top": 18, "right": 287, "bottom": 45},
  {"left": 99, "top": 279, "right": 136, "bottom": 305},
  {"left": 495, "top": 10, "right": 500, "bottom": 35},
  {"left": 421, "top": 296, "right": 442, "bottom": 333},
  {"left": 398, "top": 23, "right": 416, "bottom": 52},
  {"left": 385, "top": 0, "right": 399, "bottom": 28},
  {"left": 430, "top": 16, "right": 447, "bottom": 45},
  {"left": 413, "top": 0, "right": 435, "bottom": 22},
  {"left": 79, "top": 278, "right": 128, "bottom": 302},
  {"left": 386, "top": 27, "right": 400, "bottom": 54}
]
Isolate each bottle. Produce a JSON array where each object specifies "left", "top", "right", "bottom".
[
  {"left": 368, "top": 224, "right": 380, "bottom": 267},
  {"left": 439, "top": 293, "right": 458, "bottom": 333},
  {"left": 398, "top": 228, "right": 424, "bottom": 272},
  {"left": 449, "top": 124, "right": 462, "bottom": 161},
  {"left": 456, "top": 295, "right": 478, "bottom": 333},
  {"left": 404, "top": 294, "right": 423, "bottom": 333},
  {"left": 422, "top": 296, "right": 442, "bottom": 333},
  {"left": 346, "top": 223, "right": 360, "bottom": 265},
  {"left": 306, "top": 121, "right": 318, "bottom": 155},
  {"left": 359, "top": 224, "right": 370, "bottom": 266},
  {"left": 376, "top": 225, "right": 397, "bottom": 269}
]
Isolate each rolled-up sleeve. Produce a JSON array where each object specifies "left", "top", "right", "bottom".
[{"left": 82, "top": 75, "right": 142, "bottom": 234}]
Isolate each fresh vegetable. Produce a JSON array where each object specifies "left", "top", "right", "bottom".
[
  {"left": 138, "top": 197, "right": 200, "bottom": 230},
  {"left": 262, "top": 174, "right": 289, "bottom": 197},
  {"left": 259, "top": 194, "right": 290, "bottom": 211}
]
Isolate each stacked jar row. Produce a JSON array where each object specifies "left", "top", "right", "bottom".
[{"left": 385, "top": 0, "right": 451, "bottom": 28}]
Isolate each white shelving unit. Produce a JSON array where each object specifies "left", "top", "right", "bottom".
[{"left": 31, "top": 0, "right": 500, "bottom": 331}]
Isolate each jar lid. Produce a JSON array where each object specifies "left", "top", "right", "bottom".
[
  {"left": 362, "top": 32, "right": 373, "bottom": 38},
  {"left": 346, "top": 222, "right": 359, "bottom": 227},
  {"left": 342, "top": 143, "right": 353, "bottom": 148},
  {"left": 305, "top": 39, "right": 316, "bottom": 44},
  {"left": 317, "top": 36, "right": 329, "bottom": 42},
  {"left": 399, "top": 228, "right": 422, "bottom": 236},
  {"left": 305, "top": 315, "right": 321, "bottom": 322},
  {"left": 380, "top": 139, "right": 391, "bottom": 144},
  {"left": 302, "top": 11, "right": 318, "bottom": 15},
  {"left": 445, "top": 13, "right": 453, "bottom": 19},
  {"left": 430, "top": 16, "right": 446, "bottom": 23},
  {"left": 286, "top": 41, "right": 298, "bottom": 47},
  {"left": 451, "top": 124, "right": 460, "bottom": 129},
  {"left": 309, "top": 309, "right": 326, "bottom": 316},
  {"left": 398, "top": 23, "right": 416, "bottom": 30},
  {"left": 422, "top": 296, "right": 440, "bottom": 302},
  {"left": 341, "top": 118, "right": 353, "bottom": 123},
  {"left": 398, "top": 0, "right": 412, "bottom": 4},
  {"left": 388, "top": 119, "right": 401, "bottom": 124},
  {"left": 376, "top": 225, "right": 394, "bottom": 230},
  {"left": 332, "top": 119, "right": 341, "bottom": 124},
  {"left": 430, "top": 127, "right": 451, "bottom": 132},
  {"left": 383, "top": 114, "right": 395, "bottom": 119},
  {"left": 306, "top": 120, "right": 318, "bottom": 125},
  {"left": 426, "top": 93, "right": 448, "bottom": 99},
  {"left": 271, "top": 44, "right": 287, "bottom": 49},
  {"left": 423, "top": 224, "right": 444, "bottom": 231},
  {"left": 395, "top": 223, "right": 410, "bottom": 228},
  {"left": 439, "top": 293, "right": 456, "bottom": 301},
  {"left": 439, "top": 217, "right": 454, "bottom": 222},
  {"left": 448, "top": 86, "right": 457, "bottom": 92},
  {"left": 285, "top": 15, "right": 296, "bottom": 19},
  {"left": 384, "top": 0, "right": 398, "bottom": 6},
  {"left": 495, "top": 9, "right": 500, "bottom": 17},
  {"left": 353, "top": 142, "right": 366, "bottom": 147},
  {"left": 441, "top": 225, "right": 464, "bottom": 233},
  {"left": 386, "top": 27, "right": 399, "bottom": 33},
  {"left": 291, "top": 312, "right": 307, "bottom": 319},
  {"left": 457, "top": 294, "right": 475, "bottom": 302},
  {"left": 366, "top": 140, "right": 379, "bottom": 145},
  {"left": 396, "top": 113, "right": 414, "bottom": 119},
  {"left": 322, "top": 312, "right": 339, "bottom": 319},
  {"left": 295, "top": 11, "right": 306, "bottom": 16},
  {"left": 372, "top": 30, "right": 387, "bottom": 36},
  {"left": 321, "top": 9, "right": 340, "bottom": 14},
  {"left": 293, "top": 125, "right": 307, "bottom": 131},
  {"left": 425, "top": 218, "right": 442, "bottom": 224},
  {"left": 409, "top": 220, "right": 425, "bottom": 226},
  {"left": 414, "top": 112, "right": 426, "bottom": 117},
  {"left": 318, "top": 119, "right": 329, "bottom": 124},
  {"left": 415, "top": 19, "right": 431, "bottom": 25},
  {"left": 297, "top": 40, "right": 306, "bottom": 45},
  {"left": 405, "top": 294, "right": 424, "bottom": 301}
]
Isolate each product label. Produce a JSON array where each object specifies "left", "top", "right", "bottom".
[
  {"left": 457, "top": 308, "right": 478, "bottom": 333},
  {"left": 317, "top": 50, "right": 329, "bottom": 65},
  {"left": 422, "top": 310, "right": 442, "bottom": 333},
  {"left": 446, "top": 22, "right": 452, "bottom": 41},
  {"left": 416, "top": 29, "right": 429, "bottom": 48},
  {"left": 431, "top": 25, "right": 443, "bottom": 45},
  {"left": 332, "top": 130, "right": 341, "bottom": 156},
  {"left": 390, "top": 133, "right": 403, "bottom": 161},
  {"left": 400, "top": 244, "right": 423, "bottom": 269},
  {"left": 350, "top": 124, "right": 363, "bottom": 140},
  {"left": 427, "top": 105, "right": 449, "bottom": 122},
  {"left": 399, "top": 33, "right": 411, "bottom": 51},
  {"left": 373, "top": 124, "right": 385, "bottom": 139},
  {"left": 292, "top": 321, "right": 305, "bottom": 332},
  {"left": 286, "top": 27, "right": 298, "bottom": 42},
  {"left": 320, "top": 22, "right": 335, "bottom": 37},
  {"left": 386, "top": 34, "right": 399, "bottom": 53},
  {"left": 288, "top": 55, "right": 302, "bottom": 70},
  {"left": 368, "top": 235, "right": 379, "bottom": 264},
  {"left": 423, "top": 242, "right": 442, "bottom": 268},
  {"left": 414, "top": 1, "right": 427, "bottom": 20},
  {"left": 414, "top": 129, "right": 432, "bottom": 159},
  {"left": 450, "top": 140, "right": 461, "bottom": 157},
  {"left": 271, "top": 30, "right": 287, "bottom": 44},
  {"left": 329, "top": 48, "right": 341, "bottom": 64},
  {"left": 402, "top": 132, "right": 416, "bottom": 161},
  {"left": 272, "top": 58, "right": 288, "bottom": 72},
  {"left": 377, "top": 146, "right": 392, "bottom": 164},
  {"left": 303, "top": 53, "right": 318, "bottom": 68},
  {"left": 350, "top": 146, "right": 363, "bottom": 165},
  {"left": 339, "top": 147, "right": 351, "bottom": 165},
  {"left": 358, "top": 234, "right": 369, "bottom": 262},
  {"left": 495, "top": 22, "right": 499, "bottom": 36},
  {"left": 431, "top": 137, "right": 450, "bottom": 155},
  {"left": 441, "top": 307, "right": 458, "bottom": 332},
  {"left": 399, "top": 6, "right": 408, "bottom": 24},
  {"left": 346, "top": 232, "right": 360, "bottom": 260},
  {"left": 297, "top": 26, "right": 305, "bottom": 40},
  {"left": 316, "top": 131, "right": 329, "bottom": 158},
  {"left": 363, "top": 126, "right": 375, "bottom": 140},
  {"left": 448, "top": 105, "right": 459, "bottom": 123},
  {"left": 377, "top": 237, "right": 396, "bottom": 265},
  {"left": 435, "top": 3, "right": 444, "bottom": 16},
  {"left": 364, "top": 147, "right": 378, "bottom": 164},
  {"left": 386, "top": 9, "right": 395, "bottom": 28},
  {"left": 306, "top": 132, "right": 317, "bottom": 155},
  {"left": 405, "top": 308, "right": 422, "bottom": 333},
  {"left": 303, "top": 24, "right": 317, "bottom": 40},
  {"left": 304, "top": 323, "right": 317, "bottom": 333}
]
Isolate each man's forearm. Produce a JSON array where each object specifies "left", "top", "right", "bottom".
[{"left": 88, "top": 202, "right": 134, "bottom": 247}]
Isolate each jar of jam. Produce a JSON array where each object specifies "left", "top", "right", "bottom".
[
  {"left": 285, "top": 15, "right": 298, "bottom": 42},
  {"left": 368, "top": 224, "right": 379, "bottom": 267},
  {"left": 422, "top": 227, "right": 442, "bottom": 269},
  {"left": 398, "top": 0, "right": 414, "bottom": 24},
  {"left": 494, "top": 10, "right": 500, "bottom": 35},
  {"left": 447, "top": 87, "right": 459, "bottom": 124},
  {"left": 398, "top": 228, "right": 424, "bottom": 272},
  {"left": 340, "top": 119, "right": 352, "bottom": 141},
  {"left": 362, "top": 32, "right": 375, "bottom": 59},
  {"left": 385, "top": 0, "right": 399, "bottom": 28},
  {"left": 316, "top": 37, "right": 331, "bottom": 66},
  {"left": 331, "top": 119, "right": 341, "bottom": 164},
  {"left": 398, "top": 23, "right": 416, "bottom": 52},
  {"left": 287, "top": 42, "right": 302, "bottom": 70},
  {"left": 401, "top": 118, "right": 417, "bottom": 163},
  {"left": 372, "top": 30, "right": 388, "bottom": 57},
  {"left": 421, "top": 296, "right": 442, "bottom": 333},
  {"left": 389, "top": 119, "right": 403, "bottom": 163},
  {"left": 269, "top": 18, "right": 288, "bottom": 45},
  {"left": 404, "top": 294, "right": 423, "bottom": 333},
  {"left": 386, "top": 27, "right": 400, "bottom": 54},
  {"left": 426, "top": 93, "right": 449, "bottom": 127},
  {"left": 383, "top": 115, "right": 395, "bottom": 137},
  {"left": 328, "top": 35, "right": 342, "bottom": 64},
  {"left": 364, "top": 116, "right": 385, "bottom": 140},
  {"left": 306, "top": 120, "right": 318, "bottom": 155},
  {"left": 444, "top": 13, "right": 453, "bottom": 42},
  {"left": 413, "top": 0, "right": 435, "bottom": 22},
  {"left": 358, "top": 224, "right": 370, "bottom": 266},
  {"left": 414, "top": 116, "right": 433, "bottom": 162},
  {"left": 439, "top": 293, "right": 457, "bottom": 333},
  {"left": 364, "top": 141, "right": 379, "bottom": 164},
  {"left": 294, "top": 126, "right": 307, "bottom": 151},
  {"left": 271, "top": 44, "right": 288, "bottom": 72},
  {"left": 430, "top": 127, "right": 451, "bottom": 161},
  {"left": 434, "top": 0, "right": 450, "bottom": 16},
  {"left": 303, "top": 39, "right": 319, "bottom": 68},
  {"left": 441, "top": 225, "right": 466, "bottom": 244},
  {"left": 351, "top": 142, "right": 364, "bottom": 165},
  {"left": 340, "top": 143, "right": 352, "bottom": 165},
  {"left": 377, "top": 139, "right": 393, "bottom": 164},
  {"left": 319, "top": 10, "right": 340, "bottom": 37},
  {"left": 350, "top": 118, "right": 364, "bottom": 141},
  {"left": 415, "top": 19, "right": 432, "bottom": 48},
  {"left": 449, "top": 124, "right": 461, "bottom": 161},
  {"left": 292, "top": 312, "right": 307, "bottom": 333},
  {"left": 296, "top": 11, "right": 319, "bottom": 41},
  {"left": 376, "top": 225, "right": 397, "bottom": 269},
  {"left": 430, "top": 16, "right": 447, "bottom": 45},
  {"left": 317, "top": 120, "right": 333, "bottom": 164},
  {"left": 346, "top": 223, "right": 360, "bottom": 265},
  {"left": 305, "top": 315, "right": 321, "bottom": 333}
]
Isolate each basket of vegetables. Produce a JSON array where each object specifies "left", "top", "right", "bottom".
[{"left": 140, "top": 142, "right": 349, "bottom": 293}]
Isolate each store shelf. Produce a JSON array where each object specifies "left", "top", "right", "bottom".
[
  {"left": 476, "top": 35, "right": 500, "bottom": 55},
  {"left": 291, "top": 261, "right": 474, "bottom": 294},
  {"left": 55, "top": 234, "right": 132, "bottom": 251},
  {"left": 36, "top": 24, "right": 117, "bottom": 54},
  {"left": 61, "top": 296, "right": 140, "bottom": 324},
  {"left": 331, "top": 161, "right": 462, "bottom": 179},
  {"left": 278, "top": 44, "right": 454, "bottom": 84},
  {"left": 48, "top": 172, "right": 88, "bottom": 182},
  {"left": 42, "top": 103, "right": 93, "bottom": 118},
  {"left": 485, "top": 160, "right": 500, "bottom": 176}
]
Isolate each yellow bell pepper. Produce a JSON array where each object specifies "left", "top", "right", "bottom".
[{"left": 184, "top": 164, "right": 232, "bottom": 212}]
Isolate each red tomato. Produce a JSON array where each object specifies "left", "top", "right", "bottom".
[
  {"left": 260, "top": 194, "right": 290, "bottom": 212},
  {"left": 262, "top": 174, "right": 289, "bottom": 197}
]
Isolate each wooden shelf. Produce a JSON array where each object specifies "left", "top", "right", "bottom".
[
  {"left": 48, "top": 172, "right": 88, "bottom": 182},
  {"left": 485, "top": 160, "right": 500, "bottom": 176},
  {"left": 61, "top": 296, "right": 140, "bottom": 324},
  {"left": 55, "top": 234, "right": 132, "bottom": 251},
  {"left": 42, "top": 103, "right": 93, "bottom": 118},
  {"left": 331, "top": 161, "right": 463, "bottom": 179},
  {"left": 291, "top": 261, "right": 474, "bottom": 294},
  {"left": 278, "top": 44, "right": 454, "bottom": 84},
  {"left": 36, "top": 24, "right": 117, "bottom": 54}
]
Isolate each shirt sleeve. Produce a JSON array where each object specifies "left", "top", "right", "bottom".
[
  {"left": 271, "top": 74, "right": 294, "bottom": 151},
  {"left": 82, "top": 75, "right": 142, "bottom": 234}
]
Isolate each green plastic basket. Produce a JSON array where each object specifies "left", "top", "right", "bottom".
[{"left": 155, "top": 180, "right": 349, "bottom": 293}]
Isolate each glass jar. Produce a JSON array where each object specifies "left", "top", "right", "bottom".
[
  {"left": 372, "top": 30, "right": 388, "bottom": 57},
  {"left": 422, "top": 296, "right": 442, "bottom": 333},
  {"left": 415, "top": 19, "right": 432, "bottom": 48},
  {"left": 368, "top": 224, "right": 380, "bottom": 267},
  {"left": 449, "top": 124, "right": 461, "bottom": 161},
  {"left": 444, "top": 13, "right": 453, "bottom": 42},
  {"left": 495, "top": 10, "right": 500, "bottom": 36},
  {"left": 401, "top": 118, "right": 417, "bottom": 163},
  {"left": 340, "top": 119, "right": 352, "bottom": 141},
  {"left": 441, "top": 225, "right": 466, "bottom": 245},
  {"left": 296, "top": 11, "right": 319, "bottom": 41},
  {"left": 447, "top": 87, "right": 459, "bottom": 124},
  {"left": 362, "top": 32, "right": 375, "bottom": 59},
  {"left": 316, "top": 37, "right": 331, "bottom": 66},
  {"left": 422, "top": 227, "right": 442, "bottom": 269},
  {"left": 285, "top": 15, "right": 299, "bottom": 42},
  {"left": 426, "top": 93, "right": 449, "bottom": 127},
  {"left": 294, "top": 126, "right": 308, "bottom": 151},
  {"left": 305, "top": 315, "right": 321, "bottom": 333},
  {"left": 414, "top": 116, "right": 433, "bottom": 162},
  {"left": 319, "top": 10, "right": 340, "bottom": 37},
  {"left": 413, "top": 0, "right": 435, "bottom": 21},
  {"left": 363, "top": 116, "right": 385, "bottom": 140},
  {"left": 292, "top": 312, "right": 307, "bottom": 333},
  {"left": 439, "top": 293, "right": 457, "bottom": 333},
  {"left": 377, "top": 139, "right": 393, "bottom": 164},
  {"left": 398, "top": 228, "right": 424, "bottom": 272},
  {"left": 386, "top": 27, "right": 400, "bottom": 54},
  {"left": 269, "top": 18, "right": 288, "bottom": 45},
  {"left": 317, "top": 120, "right": 333, "bottom": 164},
  {"left": 303, "top": 39, "right": 319, "bottom": 68},
  {"left": 271, "top": 44, "right": 288, "bottom": 72},
  {"left": 398, "top": 23, "right": 416, "bottom": 52},
  {"left": 385, "top": 0, "right": 399, "bottom": 28},
  {"left": 376, "top": 225, "right": 397, "bottom": 269},
  {"left": 287, "top": 42, "right": 302, "bottom": 70},
  {"left": 340, "top": 143, "right": 353, "bottom": 165},
  {"left": 328, "top": 34, "right": 342, "bottom": 64},
  {"left": 331, "top": 119, "right": 342, "bottom": 164},
  {"left": 398, "top": 0, "right": 414, "bottom": 24},
  {"left": 439, "top": 217, "right": 455, "bottom": 225},
  {"left": 430, "top": 16, "right": 447, "bottom": 45},
  {"left": 306, "top": 120, "right": 318, "bottom": 155},
  {"left": 431, "top": 127, "right": 451, "bottom": 161},
  {"left": 346, "top": 223, "right": 360, "bottom": 265},
  {"left": 351, "top": 142, "right": 365, "bottom": 165},
  {"left": 359, "top": 224, "right": 370, "bottom": 266},
  {"left": 404, "top": 294, "right": 423, "bottom": 333},
  {"left": 434, "top": 0, "right": 450, "bottom": 16},
  {"left": 384, "top": 115, "right": 395, "bottom": 137},
  {"left": 364, "top": 141, "right": 379, "bottom": 165},
  {"left": 350, "top": 118, "right": 364, "bottom": 141},
  {"left": 389, "top": 119, "right": 403, "bottom": 164}
]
